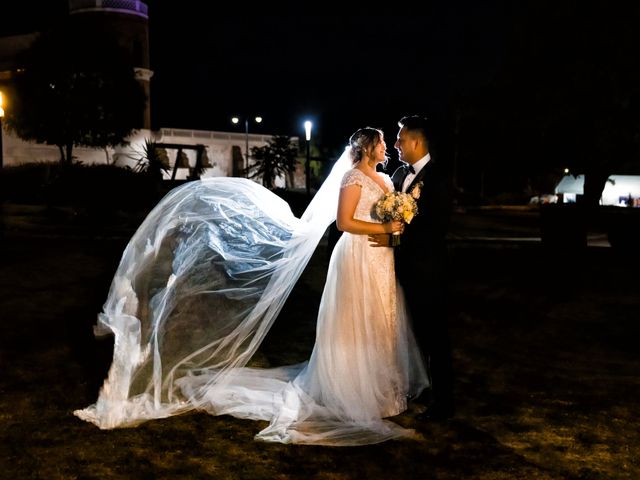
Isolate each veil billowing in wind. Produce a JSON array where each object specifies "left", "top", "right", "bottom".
[{"left": 74, "top": 149, "right": 352, "bottom": 429}]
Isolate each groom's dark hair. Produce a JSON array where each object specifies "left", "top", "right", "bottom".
[
  {"left": 398, "top": 115, "right": 432, "bottom": 148},
  {"left": 398, "top": 115, "right": 440, "bottom": 159}
]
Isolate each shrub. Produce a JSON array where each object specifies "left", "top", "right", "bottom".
[{"left": 0, "top": 162, "right": 159, "bottom": 212}]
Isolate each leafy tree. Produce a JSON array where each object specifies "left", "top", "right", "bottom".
[
  {"left": 4, "top": 22, "right": 146, "bottom": 164},
  {"left": 248, "top": 135, "right": 299, "bottom": 190}
]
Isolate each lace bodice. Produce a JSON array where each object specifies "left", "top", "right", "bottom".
[{"left": 340, "top": 169, "right": 393, "bottom": 222}]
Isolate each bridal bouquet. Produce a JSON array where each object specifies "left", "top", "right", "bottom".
[
  {"left": 374, "top": 182, "right": 422, "bottom": 245},
  {"left": 375, "top": 191, "right": 418, "bottom": 224}
]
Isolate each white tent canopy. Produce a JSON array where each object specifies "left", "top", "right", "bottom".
[{"left": 555, "top": 174, "right": 640, "bottom": 206}]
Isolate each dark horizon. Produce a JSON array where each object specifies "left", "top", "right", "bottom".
[{"left": 2, "top": 2, "right": 639, "bottom": 197}]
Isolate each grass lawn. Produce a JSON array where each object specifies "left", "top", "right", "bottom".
[{"left": 0, "top": 209, "right": 638, "bottom": 479}]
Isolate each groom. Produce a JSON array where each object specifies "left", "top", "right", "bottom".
[{"left": 370, "top": 115, "right": 454, "bottom": 420}]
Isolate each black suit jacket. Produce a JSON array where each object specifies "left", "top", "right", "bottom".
[
  {"left": 391, "top": 160, "right": 451, "bottom": 290},
  {"left": 392, "top": 159, "right": 455, "bottom": 408}
]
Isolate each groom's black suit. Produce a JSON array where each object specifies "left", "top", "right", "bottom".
[{"left": 391, "top": 159, "right": 454, "bottom": 415}]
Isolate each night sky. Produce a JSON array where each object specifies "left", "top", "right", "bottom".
[
  {"left": 2, "top": 2, "right": 639, "bottom": 176},
  {"left": 0, "top": 2, "right": 509, "bottom": 150},
  {"left": 144, "top": 4, "right": 508, "bottom": 152}
]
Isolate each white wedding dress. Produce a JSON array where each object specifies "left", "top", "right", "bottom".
[{"left": 74, "top": 150, "right": 428, "bottom": 446}]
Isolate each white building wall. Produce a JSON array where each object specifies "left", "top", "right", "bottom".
[{"left": 1, "top": 127, "right": 304, "bottom": 188}]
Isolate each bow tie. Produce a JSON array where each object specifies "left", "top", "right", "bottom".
[{"left": 403, "top": 163, "right": 415, "bottom": 174}]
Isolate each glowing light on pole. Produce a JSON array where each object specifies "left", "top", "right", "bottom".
[
  {"left": 232, "top": 115, "right": 262, "bottom": 177},
  {"left": 304, "top": 120, "right": 312, "bottom": 198}
]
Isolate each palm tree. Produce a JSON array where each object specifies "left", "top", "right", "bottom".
[{"left": 248, "top": 135, "right": 299, "bottom": 190}]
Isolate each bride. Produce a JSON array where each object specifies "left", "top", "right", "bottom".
[{"left": 75, "top": 127, "right": 428, "bottom": 446}]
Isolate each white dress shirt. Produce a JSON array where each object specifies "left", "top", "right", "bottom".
[{"left": 402, "top": 153, "right": 431, "bottom": 192}]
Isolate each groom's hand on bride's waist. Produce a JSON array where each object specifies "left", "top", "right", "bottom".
[{"left": 368, "top": 233, "right": 392, "bottom": 247}]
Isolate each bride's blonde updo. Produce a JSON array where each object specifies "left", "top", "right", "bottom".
[{"left": 348, "top": 127, "right": 384, "bottom": 165}]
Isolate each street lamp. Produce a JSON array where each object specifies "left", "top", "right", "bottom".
[
  {"left": 304, "top": 120, "right": 312, "bottom": 198},
  {"left": 232, "top": 115, "right": 262, "bottom": 177},
  {"left": 0, "top": 91, "right": 4, "bottom": 169}
]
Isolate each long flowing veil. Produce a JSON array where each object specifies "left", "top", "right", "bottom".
[{"left": 74, "top": 149, "right": 352, "bottom": 428}]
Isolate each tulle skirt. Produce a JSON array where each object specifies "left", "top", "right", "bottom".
[{"left": 177, "top": 232, "right": 428, "bottom": 446}]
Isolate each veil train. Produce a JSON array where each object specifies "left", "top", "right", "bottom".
[{"left": 74, "top": 149, "right": 352, "bottom": 429}]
